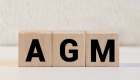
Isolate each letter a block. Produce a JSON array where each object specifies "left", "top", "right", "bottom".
[
  {"left": 53, "top": 31, "right": 85, "bottom": 67},
  {"left": 86, "top": 31, "right": 119, "bottom": 67},
  {"left": 18, "top": 31, "right": 52, "bottom": 67}
]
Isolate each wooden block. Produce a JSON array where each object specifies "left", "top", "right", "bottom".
[
  {"left": 18, "top": 30, "right": 52, "bottom": 67},
  {"left": 86, "top": 31, "right": 119, "bottom": 67},
  {"left": 53, "top": 31, "right": 85, "bottom": 67}
]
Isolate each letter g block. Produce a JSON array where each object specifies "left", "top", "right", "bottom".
[{"left": 53, "top": 31, "right": 85, "bottom": 67}]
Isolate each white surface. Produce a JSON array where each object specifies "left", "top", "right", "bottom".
[
  {"left": 0, "top": 46, "right": 140, "bottom": 80},
  {"left": 0, "top": 0, "right": 140, "bottom": 46}
]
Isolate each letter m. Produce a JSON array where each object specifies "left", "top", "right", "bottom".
[{"left": 91, "top": 40, "right": 115, "bottom": 62}]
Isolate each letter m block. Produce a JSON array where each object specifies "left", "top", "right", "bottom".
[
  {"left": 86, "top": 31, "right": 119, "bottom": 67},
  {"left": 18, "top": 30, "right": 52, "bottom": 67}
]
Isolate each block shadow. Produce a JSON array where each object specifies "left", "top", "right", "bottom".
[{"left": 120, "top": 63, "right": 140, "bottom": 67}]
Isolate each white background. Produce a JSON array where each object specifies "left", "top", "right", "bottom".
[{"left": 0, "top": 0, "right": 140, "bottom": 46}]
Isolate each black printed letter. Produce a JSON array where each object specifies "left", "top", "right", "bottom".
[
  {"left": 26, "top": 39, "right": 45, "bottom": 62},
  {"left": 91, "top": 40, "right": 115, "bottom": 62},
  {"left": 60, "top": 39, "right": 78, "bottom": 62}
]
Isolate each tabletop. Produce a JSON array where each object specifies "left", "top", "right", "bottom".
[{"left": 0, "top": 46, "right": 140, "bottom": 80}]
